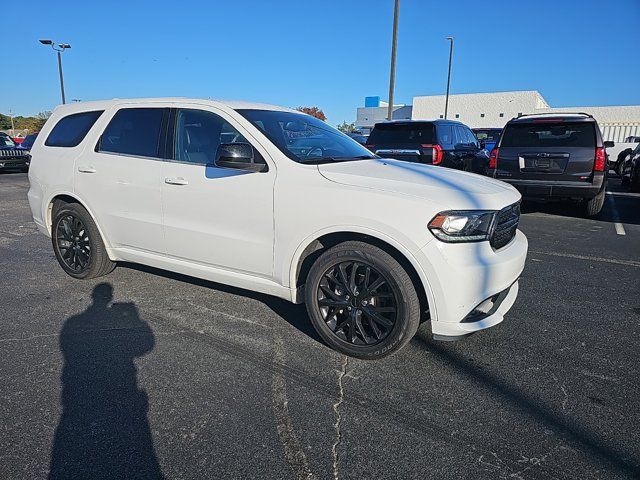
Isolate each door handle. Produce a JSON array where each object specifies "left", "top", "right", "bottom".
[
  {"left": 165, "top": 177, "right": 189, "bottom": 186},
  {"left": 77, "top": 166, "right": 97, "bottom": 174}
]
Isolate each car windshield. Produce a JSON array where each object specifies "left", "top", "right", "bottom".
[
  {"left": 0, "top": 135, "right": 15, "bottom": 147},
  {"left": 237, "top": 109, "right": 377, "bottom": 163},
  {"left": 367, "top": 123, "right": 436, "bottom": 144},
  {"left": 21, "top": 134, "right": 37, "bottom": 149},
  {"left": 501, "top": 122, "right": 596, "bottom": 147},
  {"left": 473, "top": 129, "right": 501, "bottom": 142}
]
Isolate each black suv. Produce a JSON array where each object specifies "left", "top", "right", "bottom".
[
  {"left": 366, "top": 120, "right": 486, "bottom": 173},
  {"left": 486, "top": 113, "right": 611, "bottom": 216}
]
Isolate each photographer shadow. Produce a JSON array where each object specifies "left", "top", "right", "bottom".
[{"left": 49, "top": 283, "right": 164, "bottom": 480}]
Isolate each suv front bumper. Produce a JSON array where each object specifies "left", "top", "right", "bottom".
[{"left": 416, "top": 229, "right": 528, "bottom": 340}]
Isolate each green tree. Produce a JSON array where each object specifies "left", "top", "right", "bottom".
[{"left": 337, "top": 121, "right": 358, "bottom": 133}]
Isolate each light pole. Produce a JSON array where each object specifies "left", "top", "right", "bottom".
[
  {"left": 444, "top": 36, "right": 454, "bottom": 120},
  {"left": 39, "top": 39, "right": 71, "bottom": 104},
  {"left": 387, "top": 0, "right": 400, "bottom": 121}
]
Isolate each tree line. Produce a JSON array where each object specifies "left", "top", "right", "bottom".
[{"left": 0, "top": 111, "right": 52, "bottom": 134}]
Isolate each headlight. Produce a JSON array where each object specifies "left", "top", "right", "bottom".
[{"left": 428, "top": 210, "right": 496, "bottom": 242}]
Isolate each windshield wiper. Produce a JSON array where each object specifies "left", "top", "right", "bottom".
[{"left": 301, "top": 155, "right": 375, "bottom": 164}]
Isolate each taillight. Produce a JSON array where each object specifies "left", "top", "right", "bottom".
[
  {"left": 421, "top": 144, "right": 444, "bottom": 165},
  {"left": 594, "top": 147, "right": 606, "bottom": 172},
  {"left": 489, "top": 148, "right": 499, "bottom": 169}
]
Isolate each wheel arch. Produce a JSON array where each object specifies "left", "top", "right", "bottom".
[
  {"left": 290, "top": 229, "right": 434, "bottom": 321},
  {"left": 47, "top": 192, "right": 116, "bottom": 259}
]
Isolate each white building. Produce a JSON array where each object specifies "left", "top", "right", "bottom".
[{"left": 356, "top": 91, "right": 640, "bottom": 141}]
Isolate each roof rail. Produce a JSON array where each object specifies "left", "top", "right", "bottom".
[{"left": 514, "top": 112, "right": 594, "bottom": 119}]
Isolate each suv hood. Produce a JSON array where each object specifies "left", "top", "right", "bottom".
[{"left": 318, "top": 158, "right": 521, "bottom": 210}]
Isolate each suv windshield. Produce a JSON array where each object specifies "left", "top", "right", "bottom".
[
  {"left": 368, "top": 123, "right": 435, "bottom": 144},
  {"left": 237, "top": 109, "right": 376, "bottom": 163},
  {"left": 501, "top": 122, "right": 596, "bottom": 148}
]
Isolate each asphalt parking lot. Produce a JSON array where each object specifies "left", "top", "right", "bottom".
[{"left": 1, "top": 172, "right": 639, "bottom": 480}]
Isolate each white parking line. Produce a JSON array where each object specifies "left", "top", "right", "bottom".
[
  {"left": 606, "top": 191, "right": 640, "bottom": 199},
  {"left": 529, "top": 251, "right": 640, "bottom": 267},
  {"left": 606, "top": 192, "right": 626, "bottom": 236}
]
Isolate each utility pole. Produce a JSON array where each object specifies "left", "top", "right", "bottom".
[
  {"left": 444, "top": 36, "right": 454, "bottom": 119},
  {"left": 387, "top": 0, "right": 400, "bottom": 121},
  {"left": 9, "top": 109, "right": 15, "bottom": 135}
]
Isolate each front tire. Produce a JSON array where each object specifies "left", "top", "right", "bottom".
[
  {"left": 52, "top": 202, "right": 116, "bottom": 279},
  {"left": 304, "top": 241, "right": 420, "bottom": 359}
]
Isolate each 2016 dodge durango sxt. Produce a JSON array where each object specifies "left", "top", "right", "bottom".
[{"left": 28, "top": 98, "right": 528, "bottom": 359}]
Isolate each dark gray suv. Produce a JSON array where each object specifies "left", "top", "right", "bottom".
[{"left": 486, "top": 113, "right": 611, "bottom": 216}]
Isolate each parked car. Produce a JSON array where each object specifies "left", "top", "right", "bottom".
[
  {"left": 365, "top": 120, "right": 487, "bottom": 173},
  {"left": 28, "top": 99, "right": 527, "bottom": 359},
  {"left": 0, "top": 132, "right": 30, "bottom": 172},
  {"left": 16, "top": 133, "right": 39, "bottom": 152},
  {"left": 486, "top": 113, "right": 610, "bottom": 216},
  {"left": 621, "top": 143, "right": 640, "bottom": 192},
  {"left": 346, "top": 132, "right": 369, "bottom": 145},
  {"left": 605, "top": 135, "right": 640, "bottom": 175},
  {"left": 472, "top": 128, "right": 502, "bottom": 152}
]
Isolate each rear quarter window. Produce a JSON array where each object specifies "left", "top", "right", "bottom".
[
  {"left": 368, "top": 123, "right": 435, "bottom": 144},
  {"left": 44, "top": 111, "right": 104, "bottom": 147},
  {"left": 501, "top": 122, "right": 596, "bottom": 148}
]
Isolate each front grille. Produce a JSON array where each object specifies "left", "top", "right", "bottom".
[
  {"left": 0, "top": 149, "right": 28, "bottom": 159},
  {"left": 490, "top": 202, "right": 520, "bottom": 249}
]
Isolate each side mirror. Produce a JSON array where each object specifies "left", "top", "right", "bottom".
[
  {"left": 214, "top": 143, "right": 267, "bottom": 172},
  {"left": 603, "top": 141, "right": 614, "bottom": 148}
]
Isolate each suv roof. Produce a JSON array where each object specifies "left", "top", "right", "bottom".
[
  {"left": 373, "top": 119, "right": 467, "bottom": 127},
  {"left": 509, "top": 112, "right": 595, "bottom": 123},
  {"left": 48, "top": 97, "right": 298, "bottom": 116}
]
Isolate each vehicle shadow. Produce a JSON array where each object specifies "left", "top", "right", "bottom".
[
  {"left": 520, "top": 195, "right": 640, "bottom": 226},
  {"left": 411, "top": 330, "right": 640, "bottom": 477},
  {"left": 49, "top": 283, "right": 164, "bottom": 480},
  {"left": 121, "top": 263, "right": 324, "bottom": 345}
]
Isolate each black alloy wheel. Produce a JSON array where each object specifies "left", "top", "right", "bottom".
[
  {"left": 317, "top": 261, "right": 398, "bottom": 345},
  {"left": 305, "top": 241, "right": 421, "bottom": 359},
  {"left": 51, "top": 201, "right": 116, "bottom": 279},
  {"left": 55, "top": 214, "right": 91, "bottom": 272}
]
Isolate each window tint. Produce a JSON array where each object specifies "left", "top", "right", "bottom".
[
  {"left": 174, "top": 109, "right": 263, "bottom": 165},
  {"left": 473, "top": 129, "right": 501, "bottom": 142},
  {"left": 437, "top": 125, "right": 454, "bottom": 145},
  {"left": 501, "top": 122, "right": 596, "bottom": 148},
  {"left": 454, "top": 126, "right": 467, "bottom": 145},
  {"left": 368, "top": 123, "right": 435, "bottom": 144},
  {"left": 45, "top": 111, "right": 103, "bottom": 147},
  {"left": 98, "top": 108, "right": 165, "bottom": 157},
  {"left": 465, "top": 128, "right": 478, "bottom": 147}
]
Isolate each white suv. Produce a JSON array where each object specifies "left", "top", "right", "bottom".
[{"left": 28, "top": 98, "right": 527, "bottom": 359}]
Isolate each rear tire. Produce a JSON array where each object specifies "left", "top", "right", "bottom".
[
  {"left": 51, "top": 202, "right": 116, "bottom": 279},
  {"left": 584, "top": 188, "right": 605, "bottom": 217},
  {"left": 304, "top": 241, "right": 420, "bottom": 359}
]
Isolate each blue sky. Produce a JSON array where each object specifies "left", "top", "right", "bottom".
[{"left": 3, "top": 0, "right": 639, "bottom": 125}]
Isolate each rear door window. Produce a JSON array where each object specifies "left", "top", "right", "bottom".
[
  {"left": 98, "top": 108, "right": 166, "bottom": 158},
  {"left": 437, "top": 125, "right": 454, "bottom": 146},
  {"left": 45, "top": 111, "right": 103, "bottom": 147},
  {"left": 501, "top": 122, "right": 596, "bottom": 148},
  {"left": 368, "top": 123, "right": 435, "bottom": 144}
]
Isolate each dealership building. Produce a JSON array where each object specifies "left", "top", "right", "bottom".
[{"left": 355, "top": 91, "right": 640, "bottom": 142}]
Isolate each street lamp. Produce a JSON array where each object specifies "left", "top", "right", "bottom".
[
  {"left": 444, "top": 36, "right": 454, "bottom": 120},
  {"left": 39, "top": 39, "right": 71, "bottom": 104},
  {"left": 387, "top": 0, "right": 400, "bottom": 121}
]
